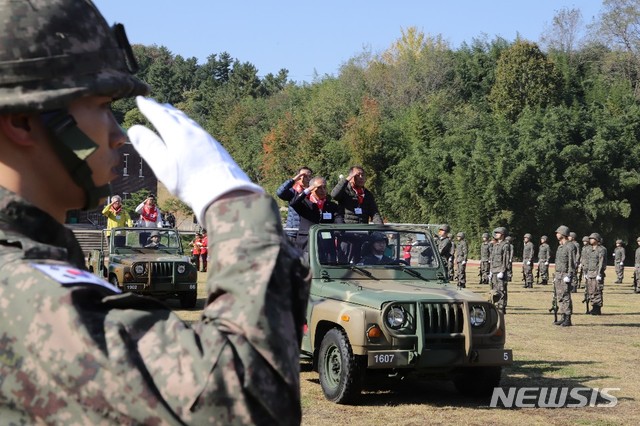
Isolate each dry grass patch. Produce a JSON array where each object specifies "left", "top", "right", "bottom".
[{"left": 174, "top": 268, "right": 640, "bottom": 425}]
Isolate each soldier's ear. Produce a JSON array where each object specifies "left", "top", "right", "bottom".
[{"left": 0, "top": 113, "right": 37, "bottom": 146}]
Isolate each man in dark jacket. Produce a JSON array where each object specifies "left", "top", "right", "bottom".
[
  {"left": 331, "top": 166, "right": 383, "bottom": 224},
  {"left": 276, "top": 166, "right": 312, "bottom": 240},
  {"left": 290, "top": 176, "right": 342, "bottom": 260}
]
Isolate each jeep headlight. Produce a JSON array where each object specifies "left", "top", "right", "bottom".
[
  {"left": 470, "top": 305, "right": 487, "bottom": 327},
  {"left": 386, "top": 306, "right": 406, "bottom": 329},
  {"left": 133, "top": 263, "right": 145, "bottom": 275},
  {"left": 177, "top": 264, "right": 186, "bottom": 274}
]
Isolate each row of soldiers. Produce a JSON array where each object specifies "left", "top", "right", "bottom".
[{"left": 442, "top": 225, "right": 635, "bottom": 326}]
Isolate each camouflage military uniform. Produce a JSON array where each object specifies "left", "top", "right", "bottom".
[
  {"left": 522, "top": 237, "right": 534, "bottom": 288},
  {"left": 505, "top": 236, "right": 514, "bottom": 282},
  {"left": 490, "top": 240, "right": 510, "bottom": 313},
  {"left": 569, "top": 234, "right": 581, "bottom": 292},
  {"left": 537, "top": 239, "right": 550, "bottom": 284},
  {"left": 0, "top": 188, "right": 310, "bottom": 425},
  {"left": 479, "top": 234, "right": 492, "bottom": 285},
  {"left": 613, "top": 242, "right": 625, "bottom": 283},
  {"left": 634, "top": 238, "right": 640, "bottom": 293},
  {"left": 437, "top": 234, "right": 453, "bottom": 281},
  {"left": 583, "top": 242, "right": 606, "bottom": 313},
  {"left": 554, "top": 241, "right": 576, "bottom": 316},
  {"left": 455, "top": 233, "right": 468, "bottom": 288}
]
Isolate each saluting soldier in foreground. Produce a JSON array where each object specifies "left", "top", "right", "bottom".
[
  {"left": 0, "top": 1, "right": 309, "bottom": 424},
  {"left": 553, "top": 226, "right": 576, "bottom": 326}
]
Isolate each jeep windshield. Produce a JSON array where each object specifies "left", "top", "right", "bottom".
[
  {"left": 315, "top": 228, "right": 439, "bottom": 269},
  {"left": 109, "top": 228, "right": 183, "bottom": 255}
]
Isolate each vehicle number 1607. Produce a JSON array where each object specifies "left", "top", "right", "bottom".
[{"left": 374, "top": 354, "right": 394, "bottom": 363}]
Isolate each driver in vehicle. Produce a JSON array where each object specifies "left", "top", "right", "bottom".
[
  {"left": 144, "top": 231, "right": 165, "bottom": 248},
  {"left": 358, "top": 232, "right": 397, "bottom": 265}
]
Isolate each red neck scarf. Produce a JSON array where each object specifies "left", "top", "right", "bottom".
[
  {"left": 353, "top": 185, "right": 364, "bottom": 205},
  {"left": 293, "top": 182, "right": 305, "bottom": 193},
  {"left": 309, "top": 193, "right": 325, "bottom": 211},
  {"left": 141, "top": 205, "right": 158, "bottom": 222},
  {"left": 111, "top": 204, "right": 122, "bottom": 215}
]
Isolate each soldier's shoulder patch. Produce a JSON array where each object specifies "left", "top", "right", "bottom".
[{"left": 30, "top": 263, "right": 121, "bottom": 294}]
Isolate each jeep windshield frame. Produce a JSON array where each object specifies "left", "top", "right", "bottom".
[
  {"left": 310, "top": 224, "right": 445, "bottom": 282},
  {"left": 106, "top": 227, "right": 184, "bottom": 255}
]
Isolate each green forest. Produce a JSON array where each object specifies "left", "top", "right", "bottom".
[{"left": 115, "top": 1, "right": 640, "bottom": 257}]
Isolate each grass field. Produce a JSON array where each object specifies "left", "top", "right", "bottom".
[{"left": 173, "top": 264, "right": 640, "bottom": 426}]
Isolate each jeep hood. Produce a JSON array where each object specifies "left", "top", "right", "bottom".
[
  {"left": 111, "top": 254, "right": 190, "bottom": 265},
  {"left": 314, "top": 279, "right": 486, "bottom": 309}
]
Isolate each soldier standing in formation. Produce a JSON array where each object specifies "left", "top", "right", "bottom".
[
  {"left": 613, "top": 239, "right": 626, "bottom": 283},
  {"left": 437, "top": 224, "right": 453, "bottom": 280},
  {"left": 505, "top": 235, "right": 514, "bottom": 283},
  {"left": 455, "top": 232, "right": 468, "bottom": 288},
  {"left": 522, "top": 233, "right": 535, "bottom": 288},
  {"left": 634, "top": 237, "right": 640, "bottom": 293},
  {"left": 0, "top": 1, "right": 309, "bottom": 423},
  {"left": 489, "top": 227, "right": 510, "bottom": 313},
  {"left": 579, "top": 236, "right": 590, "bottom": 287},
  {"left": 568, "top": 232, "right": 581, "bottom": 292},
  {"left": 480, "top": 232, "right": 492, "bottom": 285},
  {"left": 538, "top": 235, "right": 550, "bottom": 285},
  {"left": 553, "top": 226, "right": 576, "bottom": 327},
  {"left": 583, "top": 233, "right": 606, "bottom": 315}
]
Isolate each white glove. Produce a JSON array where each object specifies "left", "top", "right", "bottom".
[
  {"left": 527, "top": 261, "right": 531, "bottom": 265},
  {"left": 545, "top": 261, "right": 548, "bottom": 265},
  {"left": 596, "top": 275, "right": 602, "bottom": 281},
  {"left": 128, "top": 97, "right": 263, "bottom": 224},
  {"left": 497, "top": 272, "right": 504, "bottom": 279},
  {"left": 462, "top": 261, "right": 466, "bottom": 265},
  {"left": 489, "top": 272, "right": 493, "bottom": 279},
  {"left": 620, "top": 262, "right": 624, "bottom": 266},
  {"left": 563, "top": 276, "right": 571, "bottom": 283}
]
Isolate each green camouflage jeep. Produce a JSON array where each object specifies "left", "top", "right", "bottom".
[
  {"left": 87, "top": 227, "right": 198, "bottom": 308},
  {"left": 301, "top": 224, "right": 513, "bottom": 404}
]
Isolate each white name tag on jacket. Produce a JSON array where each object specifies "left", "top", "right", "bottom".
[
  {"left": 354, "top": 208, "right": 363, "bottom": 215},
  {"left": 322, "top": 212, "right": 333, "bottom": 220},
  {"left": 31, "top": 263, "right": 121, "bottom": 293}
]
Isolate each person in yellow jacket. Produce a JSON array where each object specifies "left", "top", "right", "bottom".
[{"left": 102, "top": 195, "right": 133, "bottom": 231}]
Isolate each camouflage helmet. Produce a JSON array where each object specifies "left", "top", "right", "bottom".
[
  {"left": 505, "top": 236, "right": 512, "bottom": 243},
  {"left": 524, "top": 233, "right": 532, "bottom": 239},
  {"left": 439, "top": 224, "right": 450, "bottom": 233},
  {"left": 589, "top": 233, "right": 601, "bottom": 242},
  {"left": 555, "top": 225, "right": 570, "bottom": 237},
  {"left": 569, "top": 232, "right": 577, "bottom": 239},
  {"left": 456, "top": 232, "right": 465, "bottom": 239},
  {"left": 482, "top": 232, "right": 490, "bottom": 239},
  {"left": 540, "top": 235, "right": 548, "bottom": 241},
  {"left": 0, "top": 0, "right": 149, "bottom": 113},
  {"left": 636, "top": 236, "right": 640, "bottom": 243},
  {"left": 582, "top": 236, "right": 589, "bottom": 243},
  {"left": 616, "top": 239, "right": 623, "bottom": 245},
  {"left": 493, "top": 226, "right": 507, "bottom": 237}
]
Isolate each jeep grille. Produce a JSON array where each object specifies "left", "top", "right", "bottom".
[
  {"left": 422, "top": 302, "right": 464, "bottom": 334},
  {"left": 151, "top": 262, "right": 173, "bottom": 283}
]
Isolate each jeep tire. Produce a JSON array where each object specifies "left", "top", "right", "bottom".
[{"left": 318, "top": 328, "right": 364, "bottom": 404}]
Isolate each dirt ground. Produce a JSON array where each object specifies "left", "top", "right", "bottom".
[{"left": 173, "top": 264, "right": 640, "bottom": 426}]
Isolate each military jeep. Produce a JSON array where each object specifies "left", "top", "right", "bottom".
[
  {"left": 301, "top": 224, "right": 513, "bottom": 404},
  {"left": 87, "top": 227, "right": 198, "bottom": 308}
]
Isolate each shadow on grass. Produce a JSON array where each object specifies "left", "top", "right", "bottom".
[{"left": 300, "top": 359, "right": 632, "bottom": 408}]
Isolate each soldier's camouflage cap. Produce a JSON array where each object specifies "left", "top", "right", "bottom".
[
  {"left": 456, "top": 232, "right": 465, "bottom": 239},
  {"left": 482, "top": 232, "right": 490, "bottom": 239},
  {"left": 589, "top": 233, "right": 601, "bottom": 242},
  {"left": 582, "top": 236, "right": 589, "bottom": 242},
  {"left": 439, "top": 224, "right": 450, "bottom": 232},
  {"left": 616, "top": 239, "right": 623, "bottom": 245},
  {"left": 555, "top": 225, "right": 570, "bottom": 237},
  {"left": 540, "top": 235, "right": 548, "bottom": 241},
  {"left": 0, "top": 0, "right": 149, "bottom": 113},
  {"left": 524, "top": 233, "right": 532, "bottom": 239}
]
